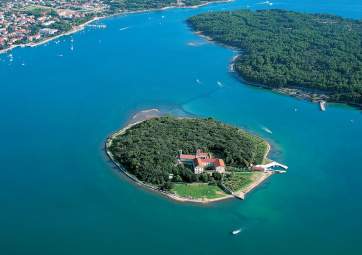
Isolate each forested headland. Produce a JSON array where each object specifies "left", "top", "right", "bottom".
[
  {"left": 188, "top": 9, "right": 362, "bottom": 107},
  {"left": 107, "top": 117, "right": 268, "bottom": 189},
  {"left": 103, "top": 0, "right": 222, "bottom": 13}
]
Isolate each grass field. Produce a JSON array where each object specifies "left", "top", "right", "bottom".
[
  {"left": 172, "top": 183, "right": 226, "bottom": 199},
  {"left": 223, "top": 172, "right": 264, "bottom": 192}
]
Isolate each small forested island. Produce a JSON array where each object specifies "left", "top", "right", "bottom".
[
  {"left": 188, "top": 9, "right": 362, "bottom": 107},
  {"left": 106, "top": 111, "right": 287, "bottom": 203}
]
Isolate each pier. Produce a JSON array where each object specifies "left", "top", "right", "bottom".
[
  {"left": 263, "top": 161, "right": 288, "bottom": 170},
  {"left": 252, "top": 161, "right": 288, "bottom": 172}
]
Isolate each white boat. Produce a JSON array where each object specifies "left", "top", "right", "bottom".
[
  {"left": 232, "top": 228, "right": 242, "bottom": 235},
  {"left": 319, "top": 100, "right": 326, "bottom": 111},
  {"left": 217, "top": 81, "right": 224, "bottom": 87}
]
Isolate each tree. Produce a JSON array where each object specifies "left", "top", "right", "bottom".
[
  {"left": 109, "top": 117, "right": 268, "bottom": 187},
  {"left": 187, "top": 9, "right": 362, "bottom": 107},
  {"left": 161, "top": 181, "right": 174, "bottom": 191},
  {"left": 212, "top": 172, "right": 222, "bottom": 181},
  {"left": 199, "top": 173, "right": 209, "bottom": 183}
]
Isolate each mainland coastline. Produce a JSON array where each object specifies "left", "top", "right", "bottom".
[
  {"left": 105, "top": 109, "right": 276, "bottom": 204},
  {"left": 0, "top": 0, "right": 233, "bottom": 56}
]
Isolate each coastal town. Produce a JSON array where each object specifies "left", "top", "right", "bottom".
[
  {"left": 0, "top": 0, "right": 110, "bottom": 52},
  {"left": 0, "top": 0, "right": 217, "bottom": 53}
]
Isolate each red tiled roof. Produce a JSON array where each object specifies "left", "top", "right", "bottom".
[
  {"left": 216, "top": 159, "right": 225, "bottom": 167},
  {"left": 179, "top": 150, "right": 225, "bottom": 167},
  {"left": 194, "top": 158, "right": 225, "bottom": 167},
  {"left": 194, "top": 158, "right": 203, "bottom": 166}
]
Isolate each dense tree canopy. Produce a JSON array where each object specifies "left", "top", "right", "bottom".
[
  {"left": 103, "top": 0, "right": 219, "bottom": 12},
  {"left": 188, "top": 9, "right": 362, "bottom": 106},
  {"left": 108, "top": 117, "right": 268, "bottom": 187}
]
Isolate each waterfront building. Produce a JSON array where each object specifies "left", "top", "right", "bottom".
[{"left": 177, "top": 149, "right": 225, "bottom": 174}]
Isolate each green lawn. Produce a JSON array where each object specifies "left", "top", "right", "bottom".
[
  {"left": 172, "top": 183, "right": 226, "bottom": 199},
  {"left": 223, "top": 172, "right": 263, "bottom": 192}
]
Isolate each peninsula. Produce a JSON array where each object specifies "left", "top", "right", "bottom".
[
  {"left": 0, "top": 0, "right": 227, "bottom": 55},
  {"left": 188, "top": 9, "right": 362, "bottom": 108},
  {"left": 106, "top": 110, "right": 286, "bottom": 203}
]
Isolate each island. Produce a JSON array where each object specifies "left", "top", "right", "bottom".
[
  {"left": 0, "top": 0, "right": 227, "bottom": 54},
  {"left": 106, "top": 109, "right": 287, "bottom": 203},
  {"left": 187, "top": 9, "right": 362, "bottom": 108}
]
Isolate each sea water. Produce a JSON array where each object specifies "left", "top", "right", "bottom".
[{"left": 0, "top": 0, "right": 361, "bottom": 254}]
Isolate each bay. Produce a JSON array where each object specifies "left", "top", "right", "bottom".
[{"left": 0, "top": 0, "right": 361, "bottom": 254}]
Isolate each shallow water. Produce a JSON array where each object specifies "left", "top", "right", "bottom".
[{"left": 0, "top": 0, "right": 362, "bottom": 254}]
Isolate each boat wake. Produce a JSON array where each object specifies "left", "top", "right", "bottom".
[
  {"left": 119, "top": 26, "right": 130, "bottom": 31},
  {"left": 261, "top": 126, "right": 273, "bottom": 134},
  {"left": 257, "top": 1, "right": 274, "bottom": 6}
]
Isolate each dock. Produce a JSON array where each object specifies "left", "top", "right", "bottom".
[
  {"left": 252, "top": 161, "right": 288, "bottom": 172},
  {"left": 263, "top": 161, "right": 288, "bottom": 170}
]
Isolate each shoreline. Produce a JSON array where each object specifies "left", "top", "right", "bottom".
[
  {"left": 192, "top": 30, "right": 362, "bottom": 110},
  {"left": 0, "top": 0, "right": 233, "bottom": 56},
  {"left": 105, "top": 109, "right": 272, "bottom": 204},
  {"left": 233, "top": 171, "right": 273, "bottom": 200},
  {"left": 0, "top": 16, "right": 102, "bottom": 55}
]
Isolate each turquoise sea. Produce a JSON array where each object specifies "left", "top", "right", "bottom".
[{"left": 1, "top": 0, "right": 362, "bottom": 254}]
